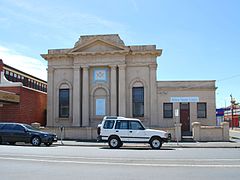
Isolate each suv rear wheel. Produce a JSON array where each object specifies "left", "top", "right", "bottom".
[
  {"left": 108, "top": 136, "right": 121, "bottom": 149},
  {"left": 150, "top": 137, "right": 162, "bottom": 149}
]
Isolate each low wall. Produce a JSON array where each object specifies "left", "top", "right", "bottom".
[
  {"left": 41, "top": 127, "right": 98, "bottom": 140},
  {"left": 35, "top": 124, "right": 182, "bottom": 141},
  {"left": 158, "top": 123, "right": 182, "bottom": 142},
  {"left": 192, "top": 122, "right": 229, "bottom": 142}
]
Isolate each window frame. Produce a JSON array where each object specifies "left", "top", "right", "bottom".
[
  {"left": 59, "top": 88, "right": 70, "bottom": 118},
  {"left": 197, "top": 102, "right": 207, "bottom": 118},
  {"left": 132, "top": 87, "right": 144, "bottom": 117},
  {"left": 163, "top": 103, "right": 173, "bottom": 118}
]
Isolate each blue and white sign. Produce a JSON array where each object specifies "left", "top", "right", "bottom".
[
  {"left": 170, "top": 97, "right": 199, "bottom": 103},
  {"left": 96, "top": 98, "right": 106, "bottom": 115},
  {"left": 93, "top": 68, "right": 108, "bottom": 82}
]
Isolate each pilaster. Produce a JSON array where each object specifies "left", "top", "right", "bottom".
[
  {"left": 118, "top": 64, "right": 126, "bottom": 116},
  {"left": 82, "top": 66, "right": 89, "bottom": 127},
  {"left": 72, "top": 66, "right": 81, "bottom": 126},
  {"left": 149, "top": 64, "right": 158, "bottom": 126},
  {"left": 47, "top": 67, "right": 54, "bottom": 127},
  {"left": 110, "top": 65, "right": 117, "bottom": 116}
]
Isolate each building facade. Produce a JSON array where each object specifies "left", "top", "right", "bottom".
[
  {"left": 41, "top": 34, "right": 216, "bottom": 138},
  {"left": 0, "top": 59, "right": 47, "bottom": 125}
]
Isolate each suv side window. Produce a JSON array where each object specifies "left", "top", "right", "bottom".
[
  {"left": 103, "top": 120, "right": 115, "bottom": 129},
  {"left": 115, "top": 120, "right": 129, "bottom": 129},
  {"left": 129, "top": 121, "right": 144, "bottom": 130}
]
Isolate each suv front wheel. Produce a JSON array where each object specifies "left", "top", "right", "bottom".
[
  {"left": 108, "top": 136, "right": 121, "bottom": 149},
  {"left": 150, "top": 137, "right": 162, "bottom": 149}
]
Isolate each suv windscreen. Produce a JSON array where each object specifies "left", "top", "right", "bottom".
[{"left": 103, "top": 120, "right": 115, "bottom": 129}]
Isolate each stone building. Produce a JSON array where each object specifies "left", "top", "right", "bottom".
[{"left": 41, "top": 34, "right": 216, "bottom": 139}]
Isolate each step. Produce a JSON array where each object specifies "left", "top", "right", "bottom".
[{"left": 181, "top": 136, "right": 195, "bottom": 142}]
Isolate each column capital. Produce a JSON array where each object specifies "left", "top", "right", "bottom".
[
  {"left": 118, "top": 64, "right": 126, "bottom": 70},
  {"left": 82, "top": 65, "right": 89, "bottom": 71},
  {"left": 149, "top": 64, "right": 157, "bottom": 70},
  {"left": 109, "top": 64, "right": 117, "bottom": 70},
  {"left": 73, "top": 65, "right": 81, "bottom": 70},
  {"left": 47, "top": 67, "right": 55, "bottom": 73}
]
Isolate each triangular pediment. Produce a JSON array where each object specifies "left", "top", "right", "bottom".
[{"left": 70, "top": 38, "right": 127, "bottom": 53}]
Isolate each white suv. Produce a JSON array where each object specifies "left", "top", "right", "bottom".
[{"left": 97, "top": 116, "right": 171, "bottom": 149}]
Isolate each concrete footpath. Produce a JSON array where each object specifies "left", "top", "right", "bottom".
[
  {"left": 54, "top": 140, "right": 240, "bottom": 148},
  {"left": 53, "top": 128, "right": 240, "bottom": 148}
]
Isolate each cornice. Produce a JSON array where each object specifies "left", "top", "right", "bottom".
[
  {"left": 69, "top": 50, "right": 129, "bottom": 56},
  {"left": 41, "top": 54, "right": 73, "bottom": 60},
  {"left": 130, "top": 49, "right": 162, "bottom": 56},
  {"left": 157, "top": 87, "right": 216, "bottom": 92},
  {"left": 42, "top": 49, "right": 162, "bottom": 60}
]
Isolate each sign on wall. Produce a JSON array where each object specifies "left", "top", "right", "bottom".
[
  {"left": 170, "top": 97, "right": 199, "bottom": 103},
  {"left": 0, "top": 91, "right": 20, "bottom": 103},
  {"left": 96, "top": 98, "right": 106, "bottom": 115}
]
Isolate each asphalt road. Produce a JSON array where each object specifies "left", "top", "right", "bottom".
[{"left": 0, "top": 145, "right": 240, "bottom": 180}]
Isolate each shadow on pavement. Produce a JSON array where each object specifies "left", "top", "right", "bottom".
[
  {"left": 0, "top": 142, "right": 59, "bottom": 148},
  {"left": 99, "top": 146, "right": 175, "bottom": 151}
]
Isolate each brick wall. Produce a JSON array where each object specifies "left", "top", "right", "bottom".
[{"left": 0, "top": 86, "right": 47, "bottom": 126}]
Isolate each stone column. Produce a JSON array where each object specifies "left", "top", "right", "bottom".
[
  {"left": 118, "top": 64, "right": 126, "bottom": 117},
  {"left": 174, "top": 123, "right": 182, "bottom": 142},
  {"left": 46, "top": 67, "right": 54, "bottom": 127},
  {"left": 192, "top": 122, "right": 201, "bottom": 141},
  {"left": 72, "top": 66, "right": 81, "bottom": 126},
  {"left": 110, "top": 65, "right": 117, "bottom": 116},
  {"left": 149, "top": 64, "right": 158, "bottom": 126},
  {"left": 82, "top": 66, "right": 89, "bottom": 127},
  {"left": 221, "top": 122, "right": 229, "bottom": 141}
]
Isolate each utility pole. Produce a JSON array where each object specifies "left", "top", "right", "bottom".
[{"left": 230, "top": 94, "right": 235, "bottom": 130}]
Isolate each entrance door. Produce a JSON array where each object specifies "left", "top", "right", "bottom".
[{"left": 180, "top": 103, "right": 190, "bottom": 132}]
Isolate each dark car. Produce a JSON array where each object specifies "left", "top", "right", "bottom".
[{"left": 0, "top": 122, "right": 57, "bottom": 146}]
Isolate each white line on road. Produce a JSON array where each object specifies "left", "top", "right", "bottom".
[
  {"left": 0, "top": 153, "right": 240, "bottom": 162},
  {"left": 0, "top": 156, "right": 240, "bottom": 168}
]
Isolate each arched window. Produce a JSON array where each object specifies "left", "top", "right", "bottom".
[
  {"left": 94, "top": 88, "right": 107, "bottom": 116},
  {"left": 59, "top": 84, "right": 70, "bottom": 118}
]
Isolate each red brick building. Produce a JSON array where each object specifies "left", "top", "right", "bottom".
[{"left": 0, "top": 59, "right": 47, "bottom": 126}]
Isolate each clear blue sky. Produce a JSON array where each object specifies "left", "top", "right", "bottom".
[{"left": 0, "top": 0, "right": 239, "bottom": 108}]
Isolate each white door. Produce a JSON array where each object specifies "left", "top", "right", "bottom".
[
  {"left": 115, "top": 120, "right": 130, "bottom": 142},
  {"left": 128, "top": 121, "right": 148, "bottom": 142}
]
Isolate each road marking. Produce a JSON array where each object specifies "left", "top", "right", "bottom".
[
  {"left": 0, "top": 153, "right": 240, "bottom": 162},
  {"left": 0, "top": 156, "right": 240, "bottom": 168}
]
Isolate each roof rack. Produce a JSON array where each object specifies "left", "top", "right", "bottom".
[{"left": 105, "top": 116, "right": 118, "bottom": 119}]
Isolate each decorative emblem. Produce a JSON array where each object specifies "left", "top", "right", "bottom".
[{"left": 94, "top": 68, "right": 108, "bottom": 82}]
